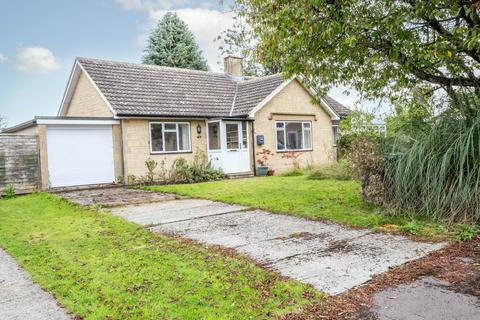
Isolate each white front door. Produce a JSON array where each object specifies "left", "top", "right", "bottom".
[{"left": 207, "top": 121, "right": 250, "bottom": 174}]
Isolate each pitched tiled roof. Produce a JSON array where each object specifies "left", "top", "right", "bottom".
[
  {"left": 233, "top": 74, "right": 285, "bottom": 116},
  {"left": 323, "top": 96, "right": 351, "bottom": 118},
  {"left": 77, "top": 57, "right": 349, "bottom": 118}
]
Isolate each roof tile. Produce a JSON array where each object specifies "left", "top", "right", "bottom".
[{"left": 77, "top": 57, "right": 349, "bottom": 118}]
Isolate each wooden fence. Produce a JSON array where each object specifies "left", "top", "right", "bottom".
[{"left": 0, "top": 135, "right": 40, "bottom": 194}]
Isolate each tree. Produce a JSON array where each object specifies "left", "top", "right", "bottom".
[
  {"left": 143, "top": 12, "right": 208, "bottom": 71},
  {"left": 386, "top": 101, "right": 433, "bottom": 137},
  {"left": 216, "top": 13, "right": 282, "bottom": 76},
  {"left": 235, "top": 0, "right": 480, "bottom": 105},
  {"left": 0, "top": 116, "right": 6, "bottom": 130}
]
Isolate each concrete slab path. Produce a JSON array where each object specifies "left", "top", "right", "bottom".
[
  {"left": 0, "top": 248, "right": 71, "bottom": 320},
  {"left": 110, "top": 199, "right": 446, "bottom": 295},
  {"left": 371, "top": 277, "right": 480, "bottom": 320}
]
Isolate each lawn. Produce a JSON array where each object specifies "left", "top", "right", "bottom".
[
  {"left": 144, "top": 176, "right": 448, "bottom": 239},
  {"left": 0, "top": 193, "right": 321, "bottom": 319}
]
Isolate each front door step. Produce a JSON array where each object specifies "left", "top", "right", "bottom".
[{"left": 227, "top": 172, "right": 254, "bottom": 179}]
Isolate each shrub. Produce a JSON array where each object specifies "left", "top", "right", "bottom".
[
  {"left": 137, "top": 150, "right": 225, "bottom": 185},
  {"left": 169, "top": 156, "right": 225, "bottom": 184},
  {"left": 155, "top": 150, "right": 226, "bottom": 184},
  {"left": 2, "top": 184, "right": 16, "bottom": 199},
  {"left": 307, "top": 160, "right": 352, "bottom": 181},
  {"left": 145, "top": 158, "right": 158, "bottom": 185},
  {"left": 169, "top": 158, "right": 193, "bottom": 183},
  {"left": 347, "top": 135, "right": 387, "bottom": 206},
  {"left": 280, "top": 169, "right": 304, "bottom": 177},
  {"left": 256, "top": 148, "right": 273, "bottom": 167},
  {"left": 455, "top": 224, "right": 478, "bottom": 242}
]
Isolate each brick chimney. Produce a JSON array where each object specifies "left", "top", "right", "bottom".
[{"left": 224, "top": 56, "right": 243, "bottom": 79}]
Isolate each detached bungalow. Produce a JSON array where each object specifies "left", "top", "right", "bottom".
[{"left": 4, "top": 56, "right": 349, "bottom": 189}]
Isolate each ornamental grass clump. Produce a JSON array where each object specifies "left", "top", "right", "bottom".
[
  {"left": 346, "top": 95, "right": 480, "bottom": 225},
  {"left": 387, "top": 96, "right": 480, "bottom": 224}
]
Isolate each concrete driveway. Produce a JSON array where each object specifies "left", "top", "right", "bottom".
[{"left": 108, "top": 197, "right": 445, "bottom": 295}]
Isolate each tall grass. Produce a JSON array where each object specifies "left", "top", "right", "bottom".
[{"left": 387, "top": 96, "right": 480, "bottom": 224}]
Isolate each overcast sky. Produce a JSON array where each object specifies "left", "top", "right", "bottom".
[{"left": 0, "top": 0, "right": 389, "bottom": 126}]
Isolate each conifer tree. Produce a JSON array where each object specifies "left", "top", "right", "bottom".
[{"left": 143, "top": 12, "right": 208, "bottom": 71}]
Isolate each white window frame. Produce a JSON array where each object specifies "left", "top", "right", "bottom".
[
  {"left": 332, "top": 125, "right": 339, "bottom": 147},
  {"left": 275, "top": 121, "right": 313, "bottom": 152},
  {"left": 149, "top": 122, "right": 192, "bottom": 154},
  {"left": 206, "top": 120, "right": 222, "bottom": 151}
]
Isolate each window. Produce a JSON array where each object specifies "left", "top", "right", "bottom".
[
  {"left": 332, "top": 125, "right": 339, "bottom": 146},
  {"left": 208, "top": 122, "right": 220, "bottom": 150},
  {"left": 226, "top": 123, "right": 239, "bottom": 149},
  {"left": 241, "top": 122, "right": 248, "bottom": 149},
  {"left": 276, "top": 121, "right": 312, "bottom": 151},
  {"left": 150, "top": 122, "right": 191, "bottom": 153}
]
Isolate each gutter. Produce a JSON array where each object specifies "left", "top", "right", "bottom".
[
  {"left": 2, "top": 116, "right": 121, "bottom": 134},
  {"left": 117, "top": 114, "right": 253, "bottom": 121},
  {"left": 1, "top": 119, "right": 36, "bottom": 134}
]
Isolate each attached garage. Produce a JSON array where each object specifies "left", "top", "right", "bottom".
[
  {"left": 2, "top": 117, "right": 122, "bottom": 189},
  {"left": 46, "top": 125, "right": 115, "bottom": 187}
]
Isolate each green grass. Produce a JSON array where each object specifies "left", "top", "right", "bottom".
[
  {"left": 144, "top": 176, "right": 448, "bottom": 240},
  {"left": 0, "top": 193, "right": 321, "bottom": 319}
]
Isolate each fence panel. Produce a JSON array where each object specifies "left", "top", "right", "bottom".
[{"left": 0, "top": 135, "right": 40, "bottom": 194}]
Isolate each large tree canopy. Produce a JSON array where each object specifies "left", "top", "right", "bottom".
[
  {"left": 235, "top": 0, "right": 480, "bottom": 102},
  {"left": 143, "top": 12, "right": 208, "bottom": 71}
]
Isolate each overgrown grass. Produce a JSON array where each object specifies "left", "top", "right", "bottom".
[
  {"left": 307, "top": 161, "right": 352, "bottom": 181},
  {"left": 144, "top": 176, "right": 448, "bottom": 240},
  {"left": 0, "top": 193, "right": 321, "bottom": 319},
  {"left": 279, "top": 168, "right": 305, "bottom": 177}
]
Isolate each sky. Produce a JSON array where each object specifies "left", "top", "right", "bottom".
[{"left": 0, "top": 0, "right": 387, "bottom": 127}]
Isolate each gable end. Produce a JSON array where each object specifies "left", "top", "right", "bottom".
[
  {"left": 248, "top": 76, "right": 340, "bottom": 120},
  {"left": 58, "top": 61, "right": 116, "bottom": 118}
]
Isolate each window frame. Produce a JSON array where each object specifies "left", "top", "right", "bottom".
[
  {"left": 275, "top": 121, "right": 313, "bottom": 152},
  {"left": 207, "top": 121, "right": 221, "bottom": 151},
  {"left": 332, "top": 125, "right": 339, "bottom": 147},
  {"left": 149, "top": 121, "right": 192, "bottom": 154}
]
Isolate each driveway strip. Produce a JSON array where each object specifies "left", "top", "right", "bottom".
[
  {"left": 108, "top": 197, "right": 446, "bottom": 295},
  {"left": 0, "top": 248, "right": 71, "bottom": 320}
]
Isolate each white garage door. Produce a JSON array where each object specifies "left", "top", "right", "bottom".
[{"left": 47, "top": 125, "right": 115, "bottom": 188}]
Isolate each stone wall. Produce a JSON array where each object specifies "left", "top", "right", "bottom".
[{"left": 0, "top": 135, "right": 40, "bottom": 194}]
